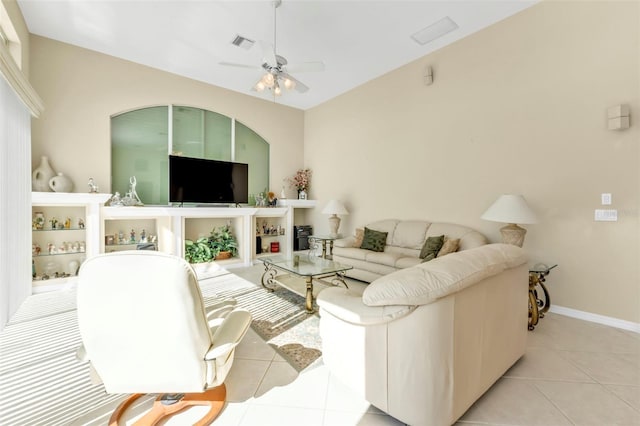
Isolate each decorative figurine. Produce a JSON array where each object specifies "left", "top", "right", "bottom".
[
  {"left": 78, "top": 218, "right": 85, "bottom": 229},
  {"left": 88, "top": 177, "right": 99, "bottom": 193},
  {"left": 140, "top": 229, "right": 147, "bottom": 243},
  {"left": 106, "top": 192, "right": 123, "bottom": 207},
  {"left": 118, "top": 230, "right": 125, "bottom": 244},
  {"left": 128, "top": 176, "right": 144, "bottom": 206},
  {"left": 49, "top": 217, "right": 58, "bottom": 230},
  {"left": 64, "top": 218, "right": 71, "bottom": 229},
  {"left": 130, "top": 229, "right": 136, "bottom": 243}
]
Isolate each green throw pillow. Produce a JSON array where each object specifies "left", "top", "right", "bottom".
[
  {"left": 360, "top": 227, "right": 388, "bottom": 252},
  {"left": 420, "top": 235, "right": 445, "bottom": 261}
]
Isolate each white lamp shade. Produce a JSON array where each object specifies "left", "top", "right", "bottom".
[
  {"left": 322, "top": 200, "right": 349, "bottom": 216},
  {"left": 481, "top": 194, "right": 537, "bottom": 225}
]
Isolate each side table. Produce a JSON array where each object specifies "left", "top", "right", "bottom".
[
  {"left": 528, "top": 263, "right": 557, "bottom": 330},
  {"left": 308, "top": 235, "right": 337, "bottom": 259}
]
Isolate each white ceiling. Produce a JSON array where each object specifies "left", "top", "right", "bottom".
[{"left": 17, "top": 0, "right": 538, "bottom": 111}]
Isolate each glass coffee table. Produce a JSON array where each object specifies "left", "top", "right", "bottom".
[{"left": 259, "top": 255, "right": 353, "bottom": 313}]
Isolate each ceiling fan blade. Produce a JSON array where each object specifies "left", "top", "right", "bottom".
[
  {"left": 257, "top": 40, "right": 277, "bottom": 67},
  {"left": 285, "top": 61, "right": 325, "bottom": 73},
  {"left": 219, "top": 61, "right": 260, "bottom": 70},
  {"left": 281, "top": 72, "right": 309, "bottom": 93}
]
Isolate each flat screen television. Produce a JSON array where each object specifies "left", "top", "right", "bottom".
[{"left": 169, "top": 155, "right": 249, "bottom": 205}]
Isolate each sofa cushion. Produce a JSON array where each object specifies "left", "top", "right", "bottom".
[
  {"left": 394, "top": 256, "right": 422, "bottom": 270},
  {"left": 362, "top": 244, "right": 527, "bottom": 307},
  {"left": 437, "top": 238, "right": 460, "bottom": 257},
  {"left": 360, "top": 228, "right": 388, "bottom": 252},
  {"left": 353, "top": 228, "right": 364, "bottom": 247},
  {"left": 364, "top": 251, "right": 403, "bottom": 268},
  {"left": 419, "top": 235, "right": 444, "bottom": 260},
  {"left": 366, "top": 220, "right": 399, "bottom": 245},
  {"left": 427, "top": 223, "right": 487, "bottom": 251},
  {"left": 333, "top": 247, "right": 369, "bottom": 261},
  {"left": 391, "top": 221, "right": 430, "bottom": 249}
]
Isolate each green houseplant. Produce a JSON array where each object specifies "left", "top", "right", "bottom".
[
  {"left": 209, "top": 224, "right": 238, "bottom": 260},
  {"left": 184, "top": 225, "right": 238, "bottom": 263}
]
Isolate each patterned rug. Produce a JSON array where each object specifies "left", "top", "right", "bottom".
[{"left": 198, "top": 269, "right": 323, "bottom": 371}]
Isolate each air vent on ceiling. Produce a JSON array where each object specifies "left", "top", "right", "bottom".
[
  {"left": 411, "top": 17, "right": 459, "bottom": 46},
  {"left": 231, "top": 35, "right": 255, "bottom": 50}
]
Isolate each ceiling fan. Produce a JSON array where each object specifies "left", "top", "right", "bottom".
[{"left": 219, "top": 0, "right": 324, "bottom": 96}]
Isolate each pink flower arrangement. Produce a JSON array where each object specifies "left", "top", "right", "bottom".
[{"left": 288, "top": 168, "right": 312, "bottom": 192}]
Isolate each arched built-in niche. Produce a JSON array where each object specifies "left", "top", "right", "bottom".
[{"left": 111, "top": 105, "right": 270, "bottom": 205}]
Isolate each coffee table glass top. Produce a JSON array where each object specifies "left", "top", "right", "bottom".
[{"left": 259, "top": 255, "right": 352, "bottom": 277}]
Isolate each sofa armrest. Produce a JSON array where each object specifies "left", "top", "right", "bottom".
[{"left": 317, "top": 287, "right": 415, "bottom": 326}]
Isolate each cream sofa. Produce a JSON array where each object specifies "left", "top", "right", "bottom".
[
  {"left": 332, "top": 219, "right": 488, "bottom": 282},
  {"left": 317, "top": 244, "right": 528, "bottom": 426}
]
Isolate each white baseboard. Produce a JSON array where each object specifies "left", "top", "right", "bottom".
[{"left": 550, "top": 305, "right": 640, "bottom": 334}]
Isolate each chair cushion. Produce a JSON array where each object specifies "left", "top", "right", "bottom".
[
  {"left": 419, "top": 235, "right": 444, "bottom": 260},
  {"left": 362, "top": 244, "right": 527, "bottom": 307},
  {"left": 437, "top": 238, "right": 460, "bottom": 257}
]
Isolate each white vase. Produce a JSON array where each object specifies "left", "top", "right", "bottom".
[
  {"left": 298, "top": 190, "right": 307, "bottom": 200},
  {"left": 49, "top": 172, "right": 74, "bottom": 193},
  {"left": 32, "top": 156, "right": 56, "bottom": 192}
]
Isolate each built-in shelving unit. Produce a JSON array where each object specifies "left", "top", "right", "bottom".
[
  {"left": 31, "top": 195, "right": 317, "bottom": 292},
  {"left": 31, "top": 192, "right": 111, "bottom": 293}
]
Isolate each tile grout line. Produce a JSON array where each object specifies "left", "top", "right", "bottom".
[{"left": 527, "top": 379, "right": 577, "bottom": 426}]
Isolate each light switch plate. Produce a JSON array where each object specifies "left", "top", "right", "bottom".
[
  {"left": 595, "top": 209, "right": 618, "bottom": 221},
  {"left": 601, "top": 193, "right": 612, "bottom": 205}
]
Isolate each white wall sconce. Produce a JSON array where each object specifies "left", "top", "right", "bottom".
[
  {"left": 424, "top": 66, "right": 433, "bottom": 86},
  {"left": 607, "top": 104, "right": 630, "bottom": 130}
]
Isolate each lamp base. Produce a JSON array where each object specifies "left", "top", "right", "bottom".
[
  {"left": 328, "top": 215, "right": 341, "bottom": 238},
  {"left": 500, "top": 224, "right": 527, "bottom": 247}
]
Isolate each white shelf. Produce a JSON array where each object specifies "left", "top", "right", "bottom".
[{"left": 276, "top": 199, "right": 317, "bottom": 208}]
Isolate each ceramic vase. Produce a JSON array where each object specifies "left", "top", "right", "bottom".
[
  {"left": 49, "top": 172, "right": 74, "bottom": 193},
  {"left": 298, "top": 189, "right": 307, "bottom": 200},
  {"left": 32, "top": 156, "right": 56, "bottom": 192}
]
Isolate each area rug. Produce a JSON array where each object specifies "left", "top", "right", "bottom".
[{"left": 198, "top": 269, "right": 323, "bottom": 371}]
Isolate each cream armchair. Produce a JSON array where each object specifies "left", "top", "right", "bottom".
[{"left": 77, "top": 251, "right": 252, "bottom": 425}]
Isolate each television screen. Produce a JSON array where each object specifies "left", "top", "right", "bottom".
[{"left": 169, "top": 155, "right": 248, "bottom": 205}]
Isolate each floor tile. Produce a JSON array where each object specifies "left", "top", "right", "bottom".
[
  {"left": 323, "top": 410, "right": 406, "bottom": 426},
  {"left": 504, "top": 347, "right": 595, "bottom": 382},
  {"left": 325, "top": 372, "right": 378, "bottom": 414},
  {"left": 234, "top": 327, "right": 277, "bottom": 361},
  {"left": 459, "top": 378, "right": 572, "bottom": 425},
  {"left": 560, "top": 351, "right": 640, "bottom": 385},
  {"left": 252, "top": 361, "right": 329, "bottom": 409},
  {"left": 254, "top": 360, "right": 299, "bottom": 397},
  {"left": 605, "top": 384, "right": 640, "bottom": 412},
  {"left": 224, "top": 358, "right": 271, "bottom": 402},
  {"left": 239, "top": 404, "right": 325, "bottom": 426},
  {"left": 535, "top": 381, "right": 640, "bottom": 426},
  {"left": 535, "top": 314, "right": 640, "bottom": 353}
]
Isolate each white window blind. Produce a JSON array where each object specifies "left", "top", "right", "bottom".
[{"left": 0, "top": 74, "right": 32, "bottom": 331}]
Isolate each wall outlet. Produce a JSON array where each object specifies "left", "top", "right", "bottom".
[
  {"left": 601, "top": 193, "right": 612, "bottom": 205},
  {"left": 595, "top": 209, "right": 618, "bottom": 221}
]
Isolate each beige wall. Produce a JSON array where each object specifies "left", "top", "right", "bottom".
[
  {"left": 29, "top": 36, "right": 304, "bottom": 198},
  {"left": 305, "top": 1, "right": 640, "bottom": 323}
]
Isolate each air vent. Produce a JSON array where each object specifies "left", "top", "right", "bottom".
[
  {"left": 411, "top": 17, "right": 458, "bottom": 46},
  {"left": 231, "top": 35, "right": 255, "bottom": 50}
]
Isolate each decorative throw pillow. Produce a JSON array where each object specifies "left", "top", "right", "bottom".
[
  {"left": 419, "top": 235, "right": 444, "bottom": 260},
  {"left": 437, "top": 237, "right": 460, "bottom": 258},
  {"left": 360, "top": 227, "right": 388, "bottom": 252},
  {"left": 353, "top": 228, "right": 364, "bottom": 248}
]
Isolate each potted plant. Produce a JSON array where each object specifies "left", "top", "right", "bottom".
[
  {"left": 184, "top": 237, "right": 215, "bottom": 264},
  {"left": 209, "top": 224, "right": 238, "bottom": 260}
]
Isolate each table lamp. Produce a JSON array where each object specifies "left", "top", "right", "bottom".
[
  {"left": 322, "top": 200, "right": 349, "bottom": 238},
  {"left": 481, "top": 194, "right": 537, "bottom": 247}
]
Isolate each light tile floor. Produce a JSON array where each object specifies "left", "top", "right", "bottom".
[
  {"left": 5, "top": 264, "right": 640, "bottom": 426},
  {"left": 213, "top": 265, "right": 640, "bottom": 426}
]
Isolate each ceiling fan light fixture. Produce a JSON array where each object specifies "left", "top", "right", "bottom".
[
  {"left": 274, "top": 84, "right": 282, "bottom": 96},
  {"left": 254, "top": 81, "right": 266, "bottom": 92},
  {"left": 283, "top": 77, "right": 295, "bottom": 90},
  {"left": 261, "top": 73, "right": 275, "bottom": 87}
]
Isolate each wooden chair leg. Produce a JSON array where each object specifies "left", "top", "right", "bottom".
[{"left": 109, "top": 384, "right": 227, "bottom": 426}]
